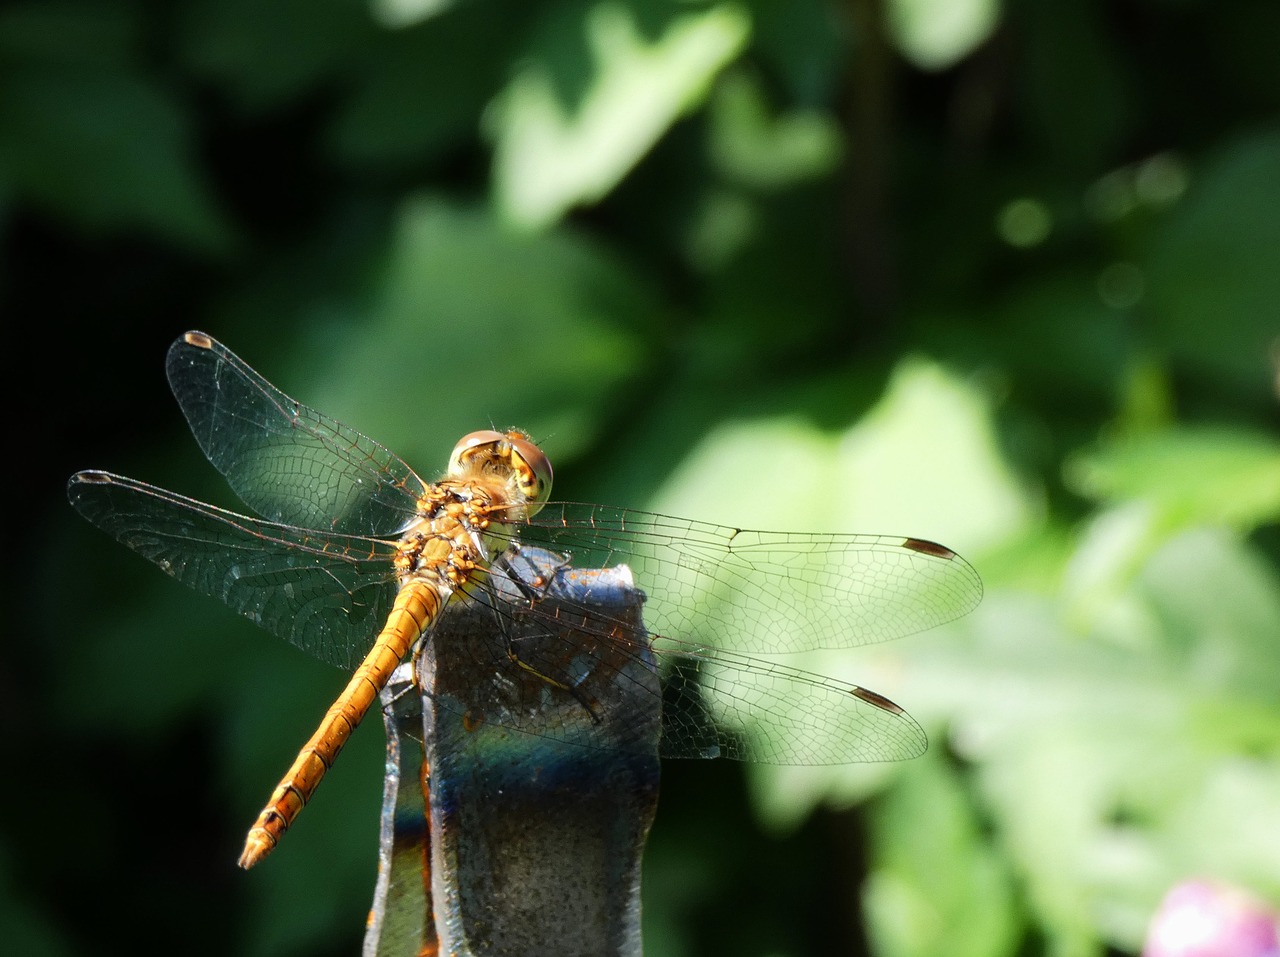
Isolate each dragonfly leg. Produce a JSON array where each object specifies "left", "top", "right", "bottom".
[
  {"left": 492, "top": 543, "right": 567, "bottom": 606},
  {"left": 465, "top": 569, "right": 607, "bottom": 726}
]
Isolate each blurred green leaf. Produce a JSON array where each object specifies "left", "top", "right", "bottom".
[
  {"left": 885, "top": 0, "right": 1001, "bottom": 71},
  {"left": 648, "top": 416, "right": 840, "bottom": 533},
  {"left": 0, "top": 840, "right": 73, "bottom": 957},
  {"left": 328, "top": 1, "right": 530, "bottom": 168},
  {"left": 828, "top": 359, "right": 1036, "bottom": 547},
  {"left": 0, "top": 65, "right": 234, "bottom": 250},
  {"left": 707, "top": 70, "right": 841, "bottom": 189},
  {"left": 177, "top": 0, "right": 376, "bottom": 112},
  {"left": 1141, "top": 527, "right": 1280, "bottom": 700},
  {"left": 490, "top": 0, "right": 749, "bottom": 228},
  {"left": 1065, "top": 427, "right": 1280, "bottom": 531},
  {"left": 980, "top": 273, "right": 1132, "bottom": 403},
  {"left": 737, "top": 0, "right": 844, "bottom": 104},
  {"left": 915, "top": 524, "right": 1280, "bottom": 954},
  {"left": 652, "top": 357, "right": 1033, "bottom": 548},
  {"left": 690, "top": 183, "right": 845, "bottom": 356},
  {"left": 1018, "top": 0, "right": 1134, "bottom": 169},
  {"left": 370, "top": 0, "right": 450, "bottom": 29},
  {"left": 0, "top": 0, "right": 139, "bottom": 67},
  {"left": 1144, "top": 129, "right": 1280, "bottom": 399},
  {"left": 864, "top": 756, "right": 1020, "bottom": 957},
  {"left": 648, "top": 358, "right": 1035, "bottom": 828},
  {"left": 293, "top": 194, "right": 651, "bottom": 466}
]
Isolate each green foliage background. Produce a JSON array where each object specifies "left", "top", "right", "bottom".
[{"left": 5, "top": 0, "right": 1278, "bottom": 955}]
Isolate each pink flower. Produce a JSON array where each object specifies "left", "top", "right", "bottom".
[{"left": 1144, "top": 879, "right": 1279, "bottom": 957}]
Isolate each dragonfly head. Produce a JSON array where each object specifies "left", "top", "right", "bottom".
[{"left": 449, "top": 430, "right": 553, "bottom": 517}]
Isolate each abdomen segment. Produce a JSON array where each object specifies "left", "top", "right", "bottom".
[{"left": 238, "top": 580, "right": 443, "bottom": 869}]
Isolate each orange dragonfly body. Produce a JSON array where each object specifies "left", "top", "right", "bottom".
[{"left": 68, "top": 331, "right": 981, "bottom": 869}]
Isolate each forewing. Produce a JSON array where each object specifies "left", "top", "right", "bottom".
[
  {"left": 68, "top": 471, "right": 399, "bottom": 670},
  {"left": 518, "top": 504, "right": 983, "bottom": 656},
  {"left": 165, "top": 331, "right": 426, "bottom": 536}
]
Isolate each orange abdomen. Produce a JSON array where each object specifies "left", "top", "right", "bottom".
[{"left": 238, "top": 580, "right": 443, "bottom": 869}]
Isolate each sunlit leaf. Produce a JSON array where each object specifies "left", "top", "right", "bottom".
[
  {"left": 490, "top": 1, "right": 749, "bottom": 228},
  {"left": 917, "top": 525, "right": 1280, "bottom": 954},
  {"left": 647, "top": 358, "right": 1034, "bottom": 827},
  {"left": 864, "top": 757, "right": 1020, "bottom": 957},
  {"left": 1065, "top": 427, "right": 1280, "bottom": 531},
  {"left": 370, "top": 0, "right": 453, "bottom": 29},
  {"left": 885, "top": 0, "right": 1001, "bottom": 71},
  {"left": 651, "top": 358, "right": 1032, "bottom": 549}
]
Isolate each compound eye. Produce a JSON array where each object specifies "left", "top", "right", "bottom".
[
  {"left": 449, "top": 430, "right": 505, "bottom": 476},
  {"left": 507, "top": 433, "right": 553, "bottom": 513}
]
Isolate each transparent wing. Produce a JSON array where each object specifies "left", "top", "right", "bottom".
[
  {"left": 455, "top": 504, "right": 981, "bottom": 763},
  {"left": 165, "top": 331, "right": 426, "bottom": 536},
  {"left": 653, "top": 647, "right": 927, "bottom": 763},
  {"left": 516, "top": 503, "right": 983, "bottom": 656},
  {"left": 68, "top": 470, "right": 400, "bottom": 670},
  {"left": 448, "top": 546, "right": 933, "bottom": 765}
]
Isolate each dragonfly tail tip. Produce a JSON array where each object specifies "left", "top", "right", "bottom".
[{"left": 238, "top": 830, "right": 277, "bottom": 870}]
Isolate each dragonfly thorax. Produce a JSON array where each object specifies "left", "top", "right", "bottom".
[{"left": 394, "top": 489, "right": 485, "bottom": 586}]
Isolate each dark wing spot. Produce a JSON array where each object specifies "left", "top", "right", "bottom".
[
  {"left": 850, "top": 685, "right": 906, "bottom": 716},
  {"left": 71, "top": 470, "right": 113, "bottom": 485},
  {"left": 901, "top": 537, "right": 957, "bottom": 560}
]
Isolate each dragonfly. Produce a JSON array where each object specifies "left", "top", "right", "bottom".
[{"left": 67, "top": 331, "right": 982, "bottom": 870}]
